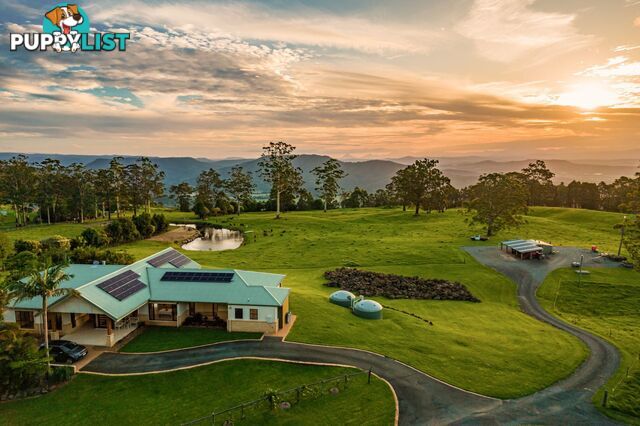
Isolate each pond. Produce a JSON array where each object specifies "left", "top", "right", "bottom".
[{"left": 180, "top": 227, "right": 244, "bottom": 251}]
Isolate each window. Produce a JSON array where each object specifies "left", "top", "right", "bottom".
[
  {"left": 149, "top": 304, "right": 177, "bottom": 321},
  {"left": 234, "top": 308, "right": 243, "bottom": 319},
  {"left": 16, "top": 311, "right": 34, "bottom": 329},
  {"left": 250, "top": 309, "right": 258, "bottom": 320}
]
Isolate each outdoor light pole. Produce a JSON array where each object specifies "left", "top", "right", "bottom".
[
  {"left": 617, "top": 215, "right": 627, "bottom": 257},
  {"left": 578, "top": 254, "right": 584, "bottom": 287}
]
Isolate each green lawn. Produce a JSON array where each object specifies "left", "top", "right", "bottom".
[
  {"left": 120, "top": 327, "right": 262, "bottom": 353},
  {"left": 0, "top": 360, "right": 395, "bottom": 426},
  {"left": 1, "top": 207, "right": 627, "bottom": 398},
  {"left": 538, "top": 267, "right": 640, "bottom": 425}
]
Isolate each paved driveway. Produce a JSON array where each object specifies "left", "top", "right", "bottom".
[
  {"left": 83, "top": 246, "right": 622, "bottom": 425},
  {"left": 462, "top": 246, "right": 621, "bottom": 425}
]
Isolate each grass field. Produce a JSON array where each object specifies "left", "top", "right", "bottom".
[
  {"left": 120, "top": 327, "right": 263, "bottom": 353},
  {"left": 538, "top": 267, "right": 640, "bottom": 425},
  {"left": 0, "top": 360, "right": 395, "bottom": 426},
  {"left": 1, "top": 207, "right": 627, "bottom": 399}
]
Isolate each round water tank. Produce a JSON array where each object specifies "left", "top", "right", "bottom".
[
  {"left": 329, "top": 290, "right": 355, "bottom": 308},
  {"left": 353, "top": 299, "right": 383, "bottom": 320}
]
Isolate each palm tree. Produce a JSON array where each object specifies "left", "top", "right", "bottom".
[{"left": 8, "top": 260, "right": 74, "bottom": 368}]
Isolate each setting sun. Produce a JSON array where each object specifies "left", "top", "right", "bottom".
[{"left": 555, "top": 81, "right": 620, "bottom": 110}]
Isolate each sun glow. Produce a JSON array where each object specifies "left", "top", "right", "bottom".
[{"left": 555, "top": 82, "right": 620, "bottom": 110}]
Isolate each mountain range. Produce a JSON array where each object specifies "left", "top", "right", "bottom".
[{"left": 0, "top": 153, "right": 637, "bottom": 194}]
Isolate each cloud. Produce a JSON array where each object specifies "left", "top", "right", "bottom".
[
  {"left": 90, "top": 1, "right": 441, "bottom": 54},
  {"left": 455, "top": 0, "right": 593, "bottom": 62}
]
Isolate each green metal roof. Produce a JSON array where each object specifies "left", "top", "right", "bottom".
[
  {"left": 146, "top": 268, "right": 287, "bottom": 307},
  {"left": 10, "top": 248, "right": 289, "bottom": 320},
  {"left": 10, "top": 264, "right": 123, "bottom": 310}
]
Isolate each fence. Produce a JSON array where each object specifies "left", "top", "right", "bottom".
[{"left": 181, "top": 368, "right": 373, "bottom": 425}]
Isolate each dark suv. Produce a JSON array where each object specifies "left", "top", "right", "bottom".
[{"left": 42, "top": 340, "right": 88, "bottom": 363}]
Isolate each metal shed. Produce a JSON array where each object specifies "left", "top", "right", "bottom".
[{"left": 500, "top": 239, "right": 544, "bottom": 259}]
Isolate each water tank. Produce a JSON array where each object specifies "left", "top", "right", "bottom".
[
  {"left": 353, "top": 299, "right": 383, "bottom": 320},
  {"left": 329, "top": 290, "right": 355, "bottom": 308}
]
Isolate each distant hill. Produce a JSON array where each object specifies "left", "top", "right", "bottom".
[{"left": 0, "top": 152, "right": 637, "bottom": 193}]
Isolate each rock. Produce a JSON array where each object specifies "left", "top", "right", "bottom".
[
  {"left": 324, "top": 268, "right": 479, "bottom": 302},
  {"left": 329, "top": 387, "right": 340, "bottom": 395}
]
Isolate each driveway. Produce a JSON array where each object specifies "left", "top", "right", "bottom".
[
  {"left": 83, "top": 246, "right": 622, "bottom": 425},
  {"left": 83, "top": 336, "right": 502, "bottom": 425},
  {"left": 462, "top": 246, "right": 621, "bottom": 425}
]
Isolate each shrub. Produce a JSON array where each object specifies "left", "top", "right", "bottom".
[
  {"left": 0, "top": 323, "right": 48, "bottom": 393},
  {"left": 105, "top": 218, "right": 140, "bottom": 244},
  {"left": 41, "top": 235, "right": 71, "bottom": 252},
  {"left": 152, "top": 213, "right": 169, "bottom": 234},
  {"left": 0, "top": 232, "right": 12, "bottom": 267},
  {"left": 4, "top": 251, "right": 40, "bottom": 279},
  {"left": 193, "top": 200, "right": 210, "bottom": 219},
  {"left": 48, "top": 365, "right": 74, "bottom": 385},
  {"left": 14, "top": 240, "right": 41, "bottom": 254},
  {"left": 70, "top": 247, "right": 134, "bottom": 265},
  {"left": 81, "top": 228, "right": 110, "bottom": 247},
  {"left": 132, "top": 213, "right": 155, "bottom": 238}
]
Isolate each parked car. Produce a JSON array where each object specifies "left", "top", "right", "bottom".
[
  {"left": 470, "top": 235, "right": 489, "bottom": 241},
  {"left": 41, "top": 340, "right": 88, "bottom": 363}
]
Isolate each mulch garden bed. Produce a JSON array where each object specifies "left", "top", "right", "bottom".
[{"left": 324, "top": 268, "right": 479, "bottom": 302}]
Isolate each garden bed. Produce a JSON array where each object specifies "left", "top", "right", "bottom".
[{"left": 324, "top": 268, "right": 479, "bottom": 302}]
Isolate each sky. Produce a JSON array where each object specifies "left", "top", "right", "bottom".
[{"left": 0, "top": 0, "right": 639, "bottom": 161}]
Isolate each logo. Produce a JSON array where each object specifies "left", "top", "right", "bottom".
[{"left": 10, "top": 3, "right": 130, "bottom": 53}]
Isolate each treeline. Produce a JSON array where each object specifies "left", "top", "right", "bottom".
[
  {"left": 0, "top": 155, "right": 164, "bottom": 226},
  {"left": 2, "top": 148, "right": 640, "bottom": 227}
]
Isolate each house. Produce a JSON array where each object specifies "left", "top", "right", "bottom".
[{"left": 4, "top": 248, "right": 291, "bottom": 347}]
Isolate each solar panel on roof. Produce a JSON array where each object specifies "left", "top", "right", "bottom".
[
  {"left": 161, "top": 271, "right": 234, "bottom": 283},
  {"left": 147, "top": 249, "right": 191, "bottom": 268},
  {"left": 97, "top": 270, "right": 147, "bottom": 301}
]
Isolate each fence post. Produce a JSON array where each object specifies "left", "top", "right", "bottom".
[
  {"left": 296, "top": 387, "right": 301, "bottom": 403},
  {"left": 602, "top": 390, "right": 608, "bottom": 407},
  {"left": 368, "top": 368, "right": 372, "bottom": 384},
  {"left": 210, "top": 412, "right": 215, "bottom": 426},
  {"left": 241, "top": 404, "right": 245, "bottom": 419},
  {"left": 344, "top": 374, "right": 348, "bottom": 388}
]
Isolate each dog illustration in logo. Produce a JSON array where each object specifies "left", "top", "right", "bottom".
[{"left": 45, "top": 4, "right": 83, "bottom": 52}]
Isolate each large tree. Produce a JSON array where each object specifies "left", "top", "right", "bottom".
[
  {"left": 312, "top": 159, "right": 346, "bottom": 212},
  {"left": 623, "top": 215, "right": 640, "bottom": 268},
  {"left": 123, "top": 158, "right": 165, "bottom": 216},
  {"left": 258, "top": 141, "right": 303, "bottom": 219},
  {"left": 521, "top": 160, "right": 556, "bottom": 206},
  {"left": 391, "top": 159, "right": 449, "bottom": 216},
  {"left": 8, "top": 260, "right": 74, "bottom": 369},
  {"left": 467, "top": 172, "right": 528, "bottom": 236},
  {"left": 67, "top": 163, "right": 92, "bottom": 223},
  {"left": 0, "top": 155, "right": 36, "bottom": 227},
  {"left": 138, "top": 157, "right": 165, "bottom": 213},
  {"left": 196, "top": 168, "right": 224, "bottom": 213},
  {"left": 109, "top": 157, "right": 126, "bottom": 218},
  {"left": 224, "top": 166, "right": 255, "bottom": 215},
  {"left": 169, "top": 182, "right": 194, "bottom": 212}
]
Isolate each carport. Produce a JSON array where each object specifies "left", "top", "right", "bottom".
[{"left": 500, "top": 239, "right": 543, "bottom": 259}]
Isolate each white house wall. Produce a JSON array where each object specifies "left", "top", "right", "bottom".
[{"left": 49, "top": 296, "right": 107, "bottom": 315}]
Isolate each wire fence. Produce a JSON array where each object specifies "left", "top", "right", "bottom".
[{"left": 181, "top": 368, "right": 373, "bottom": 426}]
